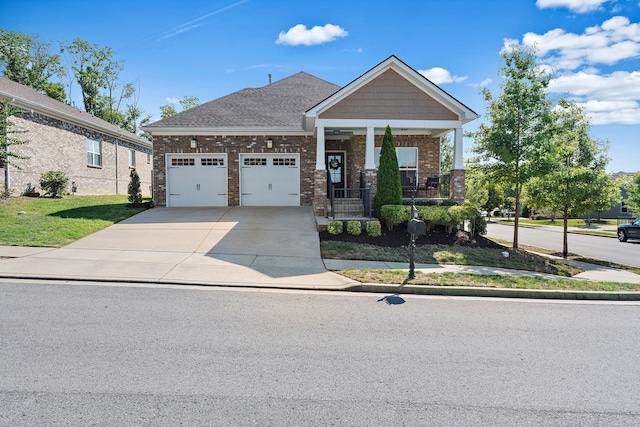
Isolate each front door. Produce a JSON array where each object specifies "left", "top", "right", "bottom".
[{"left": 326, "top": 152, "right": 345, "bottom": 197}]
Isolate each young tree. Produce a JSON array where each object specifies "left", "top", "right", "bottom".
[
  {"left": 524, "top": 100, "right": 618, "bottom": 257},
  {"left": 0, "top": 101, "right": 29, "bottom": 194},
  {"left": 128, "top": 168, "right": 142, "bottom": 204},
  {"left": 621, "top": 173, "right": 640, "bottom": 217},
  {"left": 374, "top": 125, "right": 402, "bottom": 217},
  {"left": 0, "top": 30, "right": 66, "bottom": 101},
  {"left": 471, "top": 45, "right": 555, "bottom": 248}
]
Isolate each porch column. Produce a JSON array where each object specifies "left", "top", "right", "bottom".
[
  {"left": 364, "top": 127, "right": 375, "bottom": 169},
  {"left": 453, "top": 127, "right": 463, "bottom": 170},
  {"left": 315, "top": 126, "right": 326, "bottom": 170}
]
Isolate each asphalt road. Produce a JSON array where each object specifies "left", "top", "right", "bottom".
[
  {"left": 1, "top": 280, "right": 639, "bottom": 426},
  {"left": 486, "top": 222, "right": 640, "bottom": 268}
]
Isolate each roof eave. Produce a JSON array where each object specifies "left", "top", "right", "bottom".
[{"left": 0, "top": 91, "right": 152, "bottom": 150}]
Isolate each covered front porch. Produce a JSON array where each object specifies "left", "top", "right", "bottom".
[{"left": 311, "top": 122, "right": 466, "bottom": 218}]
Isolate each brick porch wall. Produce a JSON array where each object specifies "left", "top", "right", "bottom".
[
  {"left": 152, "top": 134, "right": 316, "bottom": 207},
  {"left": 450, "top": 169, "right": 465, "bottom": 202},
  {"left": 1, "top": 113, "right": 152, "bottom": 196}
]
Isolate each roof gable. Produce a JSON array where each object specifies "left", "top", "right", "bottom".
[
  {"left": 306, "top": 55, "right": 478, "bottom": 125},
  {"left": 319, "top": 69, "right": 458, "bottom": 121}
]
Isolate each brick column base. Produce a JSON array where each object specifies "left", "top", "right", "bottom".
[
  {"left": 450, "top": 169, "right": 465, "bottom": 203},
  {"left": 313, "top": 170, "right": 328, "bottom": 216}
]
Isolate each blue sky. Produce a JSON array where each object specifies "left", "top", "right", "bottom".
[{"left": 3, "top": 0, "right": 639, "bottom": 172}]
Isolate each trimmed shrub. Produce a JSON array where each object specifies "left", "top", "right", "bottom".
[
  {"left": 347, "top": 220, "right": 362, "bottom": 236},
  {"left": 403, "top": 198, "right": 459, "bottom": 207},
  {"left": 366, "top": 220, "right": 382, "bottom": 237},
  {"left": 374, "top": 126, "right": 402, "bottom": 216},
  {"left": 327, "top": 220, "right": 343, "bottom": 235},
  {"left": 39, "top": 170, "right": 69, "bottom": 197},
  {"left": 380, "top": 205, "right": 411, "bottom": 230},
  {"left": 128, "top": 168, "right": 143, "bottom": 204}
]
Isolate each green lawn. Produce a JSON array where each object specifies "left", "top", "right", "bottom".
[
  {"left": 0, "top": 195, "right": 149, "bottom": 247},
  {"left": 321, "top": 238, "right": 640, "bottom": 292}
]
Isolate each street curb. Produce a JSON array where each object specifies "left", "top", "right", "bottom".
[
  {"left": 350, "top": 283, "right": 640, "bottom": 301},
  {"left": 2, "top": 274, "right": 639, "bottom": 301}
]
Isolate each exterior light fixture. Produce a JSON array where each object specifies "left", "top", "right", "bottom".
[
  {"left": 190, "top": 137, "right": 197, "bottom": 148},
  {"left": 266, "top": 139, "right": 273, "bottom": 149}
]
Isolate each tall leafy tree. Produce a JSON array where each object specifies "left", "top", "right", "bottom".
[
  {"left": 523, "top": 100, "right": 618, "bottom": 257},
  {"left": 440, "top": 133, "right": 453, "bottom": 173},
  {"left": 0, "top": 30, "right": 65, "bottom": 101},
  {"left": 374, "top": 125, "right": 402, "bottom": 217},
  {"left": 160, "top": 95, "right": 200, "bottom": 119},
  {"left": 471, "top": 45, "right": 555, "bottom": 248},
  {"left": 65, "top": 38, "right": 114, "bottom": 115},
  {"left": 0, "top": 101, "right": 29, "bottom": 194}
]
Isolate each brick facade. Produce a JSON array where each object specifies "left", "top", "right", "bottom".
[
  {"left": 152, "top": 134, "right": 316, "bottom": 207},
  {"left": 1, "top": 112, "right": 152, "bottom": 196},
  {"left": 153, "top": 131, "right": 450, "bottom": 215},
  {"left": 450, "top": 169, "right": 465, "bottom": 202}
]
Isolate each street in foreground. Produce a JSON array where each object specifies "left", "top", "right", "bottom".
[{"left": 1, "top": 280, "right": 639, "bottom": 426}]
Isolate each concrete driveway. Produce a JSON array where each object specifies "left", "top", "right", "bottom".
[{"left": 0, "top": 207, "right": 356, "bottom": 289}]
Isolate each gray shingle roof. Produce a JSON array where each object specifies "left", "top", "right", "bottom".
[
  {"left": 0, "top": 77, "right": 151, "bottom": 148},
  {"left": 146, "top": 71, "right": 341, "bottom": 129}
]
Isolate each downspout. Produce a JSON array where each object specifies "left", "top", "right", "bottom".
[{"left": 115, "top": 138, "right": 119, "bottom": 194}]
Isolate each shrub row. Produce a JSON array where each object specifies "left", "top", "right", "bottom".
[
  {"left": 327, "top": 220, "right": 382, "bottom": 237},
  {"left": 379, "top": 204, "right": 486, "bottom": 235}
]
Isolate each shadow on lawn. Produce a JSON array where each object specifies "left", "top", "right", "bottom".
[{"left": 47, "top": 203, "right": 149, "bottom": 221}]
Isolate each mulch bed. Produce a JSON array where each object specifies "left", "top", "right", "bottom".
[{"left": 319, "top": 224, "right": 504, "bottom": 249}]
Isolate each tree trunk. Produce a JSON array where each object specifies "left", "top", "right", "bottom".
[
  {"left": 563, "top": 208, "right": 569, "bottom": 258},
  {"left": 513, "top": 187, "right": 520, "bottom": 249}
]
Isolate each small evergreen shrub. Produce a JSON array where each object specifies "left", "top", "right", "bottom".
[
  {"left": 366, "top": 220, "right": 382, "bottom": 237},
  {"left": 380, "top": 205, "right": 411, "bottom": 230},
  {"left": 347, "top": 220, "right": 362, "bottom": 236},
  {"left": 39, "top": 170, "right": 69, "bottom": 197},
  {"left": 128, "top": 168, "right": 143, "bottom": 204},
  {"left": 327, "top": 220, "right": 343, "bottom": 235}
]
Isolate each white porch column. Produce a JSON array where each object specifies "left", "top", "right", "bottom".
[
  {"left": 315, "top": 126, "right": 326, "bottom": 170},
  {"left": 453, "top": 127, "right": 463, "bottom": 169},
  {"left": 364, "top": 126, "right": 376, "bottom": 169}
]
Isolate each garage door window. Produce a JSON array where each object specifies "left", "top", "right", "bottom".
[
  {"left": 273, "top": 158, "right": 296, "bottom": 166},
  {"left": 244, "top": 158, "right": 267, "bottom": 166},
  {"left": 171, "top": 158, "right": 195, "bottom": 166},
  {"left": 201, "top": 158, "right": 224, "bottom": 166}
]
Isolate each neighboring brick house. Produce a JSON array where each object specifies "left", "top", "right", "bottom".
[
  {"left": 0, "top": 77, "right": 152, "bottom": 196},
  {"left": 143, "top": 55, "right": 478, "bottom": 216}
]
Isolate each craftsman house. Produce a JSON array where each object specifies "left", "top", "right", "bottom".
[
  {"left": 0, "top": 77, "right": 153, "bottom": 196},
  {"left": 143, "top": 55, "right": 478, "bottom": 216}
]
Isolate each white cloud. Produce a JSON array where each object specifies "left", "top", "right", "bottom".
[
  {"left": 549, "top": 70, "right": 640, "bottom": 124},
  {"left": 479, "top": 78, "right": 493, "bottom": 87},
  {"left": 165, "top": 97, "right": 180, "bottom": 104},
  {"left": 276, "top": 24, "right": 348, "bottom": 46},
  {"left": 418, "top": 67, "right": 468, "bottom": 84},
  {"left": 536, "top": 0, "right": 610, "bottom": 13},
  {"left": 519, "top": 16, "right": 640, "bottom": 70}
]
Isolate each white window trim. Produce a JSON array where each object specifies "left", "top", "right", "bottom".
[{"left": 87, "top": 139, "right": 102, "bottom": 167}]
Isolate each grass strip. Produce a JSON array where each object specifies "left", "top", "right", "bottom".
[{"left": 338, "top": 270, "right": 640, "bottom": 292}]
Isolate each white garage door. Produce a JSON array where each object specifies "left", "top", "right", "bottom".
[
  {"left": 240, "top": 154, "right": 300, "bottom": 206},
  {"left": 167, "top": 154, "right": 228, "bottom": 207}
]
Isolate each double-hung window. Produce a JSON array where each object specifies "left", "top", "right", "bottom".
[
  {"left": 129, "top": 149, "right": 136, "bottom": 167},
  {"left": 375, "top": 147, "right": 418, "bottom": 188},
  {"left": 87, "top": 139, "right": 102, "bottom": 167}
]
